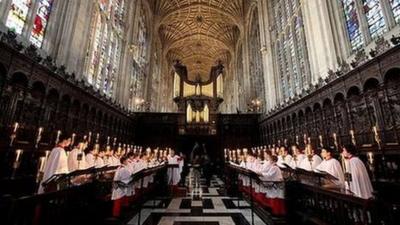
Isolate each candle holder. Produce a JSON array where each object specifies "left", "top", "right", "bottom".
[
  {"left": 373, "top": 126, "right": 382, "bottom": 150},
  {"left": 36, "top": 156, "right": 47, "bottom": 183}
]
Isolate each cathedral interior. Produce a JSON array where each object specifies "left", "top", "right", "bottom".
[{"left": 0, "top": 0, "right": 400, "bottom": 225}]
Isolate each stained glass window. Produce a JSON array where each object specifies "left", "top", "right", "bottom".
[
  {"left": 86, "top": 0, "right": 125, "bottom": 97},
  {"left": 390, "top": 0, "right": 400, "bottom": 23},
  {"left": 30, "top": 0, "right": 54, "bottom": 48},
  {"left": 342, "top": 0, "right": 364, "bottom": 50},
  {"left": 272, "top": 0, "right": 310, "bottom": 100},
  {"left": 362, "top": 0, "right": 386, "bottom": 39},
  {"left": 5, "top": 0, "right": 32, "bottom": 34}
]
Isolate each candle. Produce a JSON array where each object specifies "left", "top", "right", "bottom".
[
  {"left": 350, "top": 129, "right": 356, "bottom": 145},
  {"left": 45, "top": 150, "right": 50, "bottom": 158},
  {"left": 296, "top": 135, "right": 299, "bottom": 145},
  {"left": 107, "top": 136, "right": 110, "bottom": 145},
  {"left": 367, "top": 152, "right": 374, "bottom": 164},
  {"left": 71, "top": 133, "right": 76, "bottom": 146},
  {"left": 373, "top": 126, "right": 378, "bottom": 135},
  {"left": 88, "top": 132, "right": 92, "bottom": 143},
  {"left": 15, "top": 149, "right": 23, "bottom": 162},
  {"left": 55, "top": 130, "right": 61, "bottom": 144},
  {"left": 36, "top": 127, "right": 44, "bottom": 147},
  {"left": 307, "top": 137, "right": 311, "bottom": 145},
  {"left": 319, "top": 135, "right": 323, "bottom": 147},
  {"left": 303, "top": 134, "right": 307, "bottom": 144},
  {"left": 13, "top": 122, "right": 19, "bottom": 133},
  {"left": 333, "top": 133, "right": 339, "bottom": 149},
  {"left": 38, "top": 127, "right": 43, "bottom": 136},
  {"left": 96, "top": 133, "right": 100, "bottom": 143},
  {"left": 38, "top": 156, "right": 46, "bottom": 172}
]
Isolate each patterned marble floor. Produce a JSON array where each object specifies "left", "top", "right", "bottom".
[{"left": 127, "top": 172, "right": 268, "bottom": 225}]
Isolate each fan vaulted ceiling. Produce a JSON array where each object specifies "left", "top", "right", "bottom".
[{"left": 150, "top": 0, "right": 246, "bottom": 81}]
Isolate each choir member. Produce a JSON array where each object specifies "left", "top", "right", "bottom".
[
  {"left": 277, "top": 146, "right": 293, "bottom": 168},
  {"left": 68, "top": 142, "right": 88, "bottom": 172},
  {"left": 315, "top": 147, "right": 345, "bottom": 187},
  {"left": 86, "top": 145, "right": 99, "bottom": 167},
  {"left": 108, "top": 150, "right": 121, "bottom": 167},
  {"left": 259, "top": 155, "right": 286, "bottom": 216},
  {"left": 111, "top": 156, "right": 132, "bottom": 217},
  {"left": 298, "top": 144, "right": 322, "bottom": 171},
  {"left": 38, "top": 134, "right": 71, "bottom": 194},
  {"left": 289, "top": 144, "right": 306, "bottom": 168},
  {"left": 167, "top": 150, "right": 182, "bottom": 186},
  {"left": 95, "top": 149, "right": 106, "bottom": 168},
  {"left": 342, "top": 145, "right": 374, "bottom": 199}
]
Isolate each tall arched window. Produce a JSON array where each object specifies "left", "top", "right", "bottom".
[
  {"left": 341, "top": 0, "right": 363, "bottom": 50},
  {"left": 6, "top": 0, "right": 31, "bottom": 35},
  {"left": 129, "top": 3, "right": 148, "bottom": 112},
  {"left": 5, "top": 0, "right": 54, "bottom": 48},
  {"left": 362, "top": 0, "right": 386, "bottom": 39},
  {"left": 85, "top": 0, "right": 125, "bottom": 98},
  {"left": 341, "top": 0, "right": 400, "bottom": 52},
  {"left": 248, "top": 8, "right": 265, "bottom": 107},
  {"left": 272, "top": 0, "right": 310, "bottom": 101},
  {"left": 390, "top": 0, "right": 400, "bottom": 23}
]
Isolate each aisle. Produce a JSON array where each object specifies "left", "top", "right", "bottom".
[{"left": 127, "top": 172, "right": 267, "bottom": 225}]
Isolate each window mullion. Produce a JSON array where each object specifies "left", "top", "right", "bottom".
[
  {"left": 380, "top": 0, "right": 396, "bottom": 29},
  {"left": 355, "top": 0, "right": 372, "bottom": 45},
  {"left": 23, "top": 0, "right": 39, "bottom": 40}
]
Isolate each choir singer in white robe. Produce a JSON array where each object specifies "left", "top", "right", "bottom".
[
  {"left": 277, "top": 147, "right": 293, "bottom": 168},
  {"left": 68, "top": 142, "right": 88, "bottom": 172},
  {"left": 298, "top": 144, "right": 322, "bottom": 171},
  {"left": 38, "top": 134, "right": 71, "bottom": 194},
  {"left": 259, "top": 155, "right": 286, "bottom": 216},
  {"left": 111, "top": 156, "right": 132, "bottom": 217},
  {"left": 167, "top": 150, "right": 181, "bottom": 186},
  {"left": 342, "top": 145, "right": 374, "bottom": 199},
  {"left": 315, "top": 147, "right": 345, "bottom": 188},
  {"left": 289, "top": 145, "right": 306, "bottom": 169}
]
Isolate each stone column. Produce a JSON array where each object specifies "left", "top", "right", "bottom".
[
  {"left": 301, "top": 0, "right": 340, "bottom": 84},
  {"left": 258, "top": 0, "right": 277, "bottom": 112}
]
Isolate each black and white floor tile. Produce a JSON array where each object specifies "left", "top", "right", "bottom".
[{"left": 127, "top": 174, "right": 268, "bottom": 225}]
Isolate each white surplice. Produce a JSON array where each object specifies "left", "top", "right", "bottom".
[
  {"left": 85, "top": 153, "right": 96, "bottom": 168},
  {"left": 260, "top": 164, "right": 284, "bottom": 199},
  {"left": 289, "top": 153, "right": 306, "bottom": 169},
  {"left": 345, "top": 157, "right": 374, "bottom": 199},
  {"left": 111, "top": 164, "right": 132, "bottom": 200},
  {"left": 167, "top": 155, "right": 181, "bottom": 185},
  {"left": 315, "top": 158, "right": 345, "bottom": 187},
  {"left": 38, "top": 147, "right": 69, "bottom": 194},
  {"left": 298, "top": 155, "right": 322, "bottom": 171},
  {"left": 67, "top": 148, "right": 88, "bottom": 172},
  {"left": 277, "top": 155, "right": 293, "bottom": 168}
]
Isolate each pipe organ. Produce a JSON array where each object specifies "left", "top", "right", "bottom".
[{"left": 173, "top": 60, "right": 224, "bottom": 135}]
